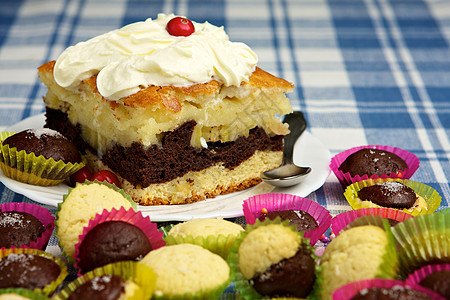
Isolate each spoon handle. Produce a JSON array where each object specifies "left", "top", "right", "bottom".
[{"left": 282, "top": 111, "right": 307, "bottom": 165}]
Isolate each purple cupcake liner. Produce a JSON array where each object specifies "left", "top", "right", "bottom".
[
  {"left": 73, "top": 207, "right": 165, "bottom": 276},
  {"left": 0, "top": 202, "right": 55, "bottom": 250},
  {"left": 332, "top": 278, "right": 445, "bottom": 300},
  {"left": 242, "top": 193, "right": 332, "bottom": 245},
  {"left": 330, "top": 145, "right": 420, "bottom": 187},
  {"left": 405, "top": 263, "right": 450, "bottom": 286},
  {"left": 331, "top": 207, "right": 414, "bottom": 236}
]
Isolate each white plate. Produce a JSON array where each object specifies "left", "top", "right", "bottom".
[{"left": 1, "top": 113, "right": 331, "bottom": 221}]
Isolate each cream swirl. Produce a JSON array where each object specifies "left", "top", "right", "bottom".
[{"left": 53, "top": 13, "right": 258, "bottom": 101}]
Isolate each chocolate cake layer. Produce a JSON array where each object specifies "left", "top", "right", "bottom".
[{"left": 45, "top": 108, "right": 284, "bottom": 188}]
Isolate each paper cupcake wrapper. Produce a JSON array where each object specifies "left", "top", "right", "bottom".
[
  {"left": 164, "top": 229, "right": 240, "bottom": 260},
  {"left": 332, "top": 278, "right": 445, "bottom": 300},
  {"left": 0, "top": 247, "right": 68, "bottom": 296},
  {"left": 331, "top": 207, "right": 414, "bottom": 236},
  {"left": 0, "top": 202, "right": 55, "bottom": 250},
  {"left": 56, "top": 180, "right": 137, "bottom": 263},
  {"left": 73, "top": 207, "right": 165, "bottom": 275},
  {"left": 391, "top": 212, "right": 449, "bottom": 278},
  {"left": 54, "top": 261, "right": 156, "bottom": 300},
  {"left": 227, "top": 218, "right": 321, "bottom": 300},
  {"left": 343, "top": 178, "right": 441, "bottom": 216},
  {"left": 344, "top": 215, "right": 400, "bottom": 280},
  {"left": 330, "top": 145, "right": 420, "bottom": 187},
  {"left": 1, "top": 131, "right": 85, "bottom": 186},
  {"left": 405, "top": 263, "right": 450, "bottom": 287},
  {"left": 0, "top": 288, "right": 50, "bottom": 299},
  {"left": 243, "top": 193, "right": 332, "bottom": 246}
]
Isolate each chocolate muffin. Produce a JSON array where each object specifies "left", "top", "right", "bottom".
[
  {"left": 259, "top": 210, "right": 318, "bottom": 233},
  {"left": 68, "top": 275, "right": 126, "bottom": 300},
  {"left": 0, "top": 211, "right": 46, "bottom": 248},
  {"left": 252, "top": 243, "right": 316, "bottom": 298},
  {"left": 3, "top": 129, "right": 82, "bottom": 164},
  {"left": 77, "top": 221, "right": 152, "bottom": 273},
  {"left": 358, "top": 181, "right": 417, "bottom": 209},
  {"left": 0, "top": 253, "right": 61, "bottom": 289},
  {"left": 339, "top": 148, "right": 407, "bottom": 177},
  {"left": 419, "top": 270, "right": 450, "bottom": 299},
  {"left": 351, "top": 286, "right": 433, "bottom": 300}
]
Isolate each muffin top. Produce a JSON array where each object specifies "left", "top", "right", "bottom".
[
  {"left": 351, "top": 286, "right": 433, "bottom": 300},
  {"left": 358, "top": 181, "right": 417, "bottom": 209},
  {"left": 168, "top": 218, "right": 244, "bottom": 238},
  {"left": 0, "top": 211, "right": 45, "bottom": 248},
  {"left": 259, "top": 210, "right": 318, "bottom": 233},
  {"left": 141, "top": 244, "right": 229, "bottom": 297},
  {"left": 3, "top": 128, "right": 81, "bottom": 164},
  {"left": 67, "top": 275, "right": 128, "bottom": 300},
  {"left": 339, "top": 148, "right": 407, "bottom": 177}
]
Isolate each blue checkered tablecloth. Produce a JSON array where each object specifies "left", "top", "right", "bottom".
[{"left": 0, "top": 0, "right": 449, "bottom": 297}]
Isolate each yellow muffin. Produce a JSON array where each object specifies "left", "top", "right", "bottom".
[
  {"left": 319, "top": 225, "right": 396, "bottom": 300},
  {"left": 140, "top": 244, "right": 230, "bottom": 298},
  {"left": 56, "top": 182, "right": 136, "bottom": 258}
]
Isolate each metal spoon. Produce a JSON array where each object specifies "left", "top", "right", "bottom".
[{"left": 260, "top": 111, "right": 312, "bottom": 187}]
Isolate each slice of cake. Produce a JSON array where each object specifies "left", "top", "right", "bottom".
[{"left": 38, "top": 13, "right": 293, "bottom": 205}]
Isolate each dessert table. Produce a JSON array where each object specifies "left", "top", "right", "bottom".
[{"left": 0, "top": 0, "right": 449, "bottom": 297}]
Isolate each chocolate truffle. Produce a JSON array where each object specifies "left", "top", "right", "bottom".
[
  {"left": 3, "top": 128, "right": 82, "bottom": 164},
  {"left": 0, "top": 253, "right": 61, "bottom": 289},
  {"left": 259, "top": 210, "right": 318, "bottom": 232},
  {"left": 77, "top": 221, "right": 152, "bottom": 273},
  {"left": 339, "top": 148, "right": 407, "bottom": 177},
  {"left": 419, "top": 270, "right": 450, "bottom": 299},
  {"left": 68, "top": 275, "right": 125, "bottom": 300},
  {"left": 351, "top": 286, "right": 432, "bottom": 300},
  {"left": 252, "top": 243, "right": 316, "bottom": 298},
  {"left": 358, "top": 181, "right": 417, "bottom": 209},
  {"left": 0, "top": 211, "right": 45, "bottom": 248}
]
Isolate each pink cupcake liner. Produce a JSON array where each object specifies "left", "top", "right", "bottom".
[
  {"left": 331, "top": 207, "right": 414, "bottom": 236},
  {"left": 405, "top": 263, "right": 450, "bottom": 286},
  {"left": 242, "top": 193, "right": 332, "bottom": 245},
  {"left": 73, "top": 207, "right": 165, "bottom": 276},
  {"left": 0, "top": 202, "right": 55, "bottom": 250},
  {"left": 330, "top": 145, "right": 420, "bottom": 187},
  {"left": 332, "top": 278, "right": 445, "bottom": 300}
]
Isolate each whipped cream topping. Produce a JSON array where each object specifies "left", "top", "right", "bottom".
[{"left": 53, "top": 13, "right": 258, "bottom": 101}]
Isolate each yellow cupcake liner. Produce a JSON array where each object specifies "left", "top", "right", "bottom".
[
  {"left": 54, "top": 261, "right": 156, "bottom": 300},
  {"left": 344, "top": 215, "right": 400, "bottom": 279},
  {"left": 0, "top": 288, "right": 49, "bottom": 299},
  {"left": 0, "top": 248, "right": 68, "bottom": 296},
  {"left": 391, "top": 212, "right": 450, "bottom": 278},
  {"left": 55, "top": 180, "right": 137, "bottom": 263},
  {"left": 343, "top": 178, "right": 441, "bottom": 216},
  {"left": 0, "top": 131, "right": 85, "bottom": 186},
  {"left": 165, "top": 231, "right": 240, "bottom": 260},
  {"left": 227, "top": 218, "right": 321, "bottom": 300}
]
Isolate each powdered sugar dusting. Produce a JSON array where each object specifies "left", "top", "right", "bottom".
[
  {"left": 377, "top": 181, "right": 405, "bottom": 196},
  {"left": 90, "top": 275, "right": 113, "bottom": 291},
  {"left": 26, "top": 128, "right": 63, "bottom": 139}
]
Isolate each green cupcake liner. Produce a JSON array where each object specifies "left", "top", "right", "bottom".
[
  {"left": 0, "top": 248, "right": 68, "bottom": 296},
  {"left": 152, "top": 277, "right": 231, "bottom": 300},
  {"left": 54, "top": 261, "right": 156, "bottom": 300},
  {"left": 343, "top": 178, "right": 441, "bottom": 216},
  {"left": 55, "top": 180, "right": 137, "bottom": 262},
  {"left": 227, "top": 218, "right": 321, "bottom": 300},
  {"left": 0, "top": 288, "right": 49, "bottom": 299},
  {"left": 1, "top": 131, "right": 85, "bottom": 186},
  {"left": 391, "top": 212, "right": 450, "bottom": 278}
]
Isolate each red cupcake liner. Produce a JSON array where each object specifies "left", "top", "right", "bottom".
[
  {"left": 242, "top": 193, "right": 332, "bottom": 245},
  {"left": 405, "top": 263, "right": 450, "bottom": 286},
  {"left": 331, "top": 207, "right": 414, "bottom": 236},
  {"left": 330, "top": 145, "right": 420, "bottom": 187},
  {"left": 332, "top": 278, "right": 445, "bottom": 300},
  {"left": 73, "top": 207, "right": 165, "bottom": 276},
  {"left": 0, "top": 202, "right": 55, "bottom": 250}
]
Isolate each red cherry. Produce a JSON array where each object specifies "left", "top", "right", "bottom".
[
  {"left": 91, "top": 170, "right": 120, "bottom": 187},
  {"left": 70, "top": 167, "right": 93, "bottom": 186},
  {"left": 166, "top": 17, "right": 195, "bottom": 37}
]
